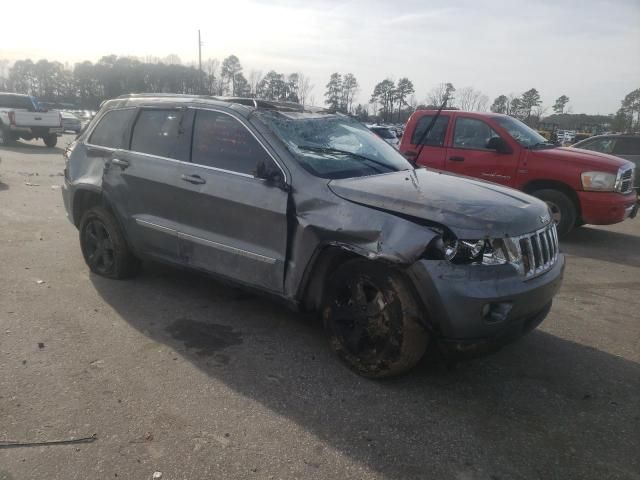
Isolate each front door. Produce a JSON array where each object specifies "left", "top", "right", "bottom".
[
  {"left": 446, "top": 116, "right": 518, "bottom": 187},
  {"left": 173, "top": 108, "right": 289, "bottom": 293},
  {"left": 406, "top": 114, "right": 451, "bottom": 169}
]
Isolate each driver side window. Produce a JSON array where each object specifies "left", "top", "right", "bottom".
[{"left": 453, "top": 117, "right": 500, "bottom": 150}]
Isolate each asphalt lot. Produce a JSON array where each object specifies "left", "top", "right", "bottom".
[{"left": 1, "top": 135, "right": 639, "bottom": 480}]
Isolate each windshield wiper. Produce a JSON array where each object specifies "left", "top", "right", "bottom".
[
  {"left": 528, "top": 141, "right": 556, "bottom": 149},
  {"left": 297, "top": 145, "right": 396, "bottom": 173}
]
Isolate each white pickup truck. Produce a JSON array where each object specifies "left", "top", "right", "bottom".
[{"left": 0, "top": 93, "right": 63, "bottom": 147}]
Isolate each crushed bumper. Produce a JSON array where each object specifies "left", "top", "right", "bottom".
[{"left": 405, "top": 255, "right": 565, "bottom": 353}]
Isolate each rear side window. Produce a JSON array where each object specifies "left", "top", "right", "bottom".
[
  {"left": 131, "top": 109, "right": 185, "bottom": 159},
  {"left": 411, "top": 115, "right": 449, "bottom": 146},
  {"left": 613, "top": 137, "right": 640, "bottom": 155},
  {"left": 453, "top": 117, "right": 500, "bottom": 150},
  {"left": 88, "top": 108, "right": 136, "bottom": 149},
  {"left": 191, "top": 109, "right": 272, "bottom": 175}
]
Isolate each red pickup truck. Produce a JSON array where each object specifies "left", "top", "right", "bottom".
[{"left": 399, "top": 110, "right": 637, "bottom": 235}]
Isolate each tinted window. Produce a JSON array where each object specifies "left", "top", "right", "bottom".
[
  {"left": 131, "top": 109, "right": 185, "bottom": 159},
  {"left": 411, "top": 115, "right": 449, "bottom": 146},
  {"left": 0, "top": 94, "right": 36, "bottom": 111},
  {"left": 613, "top": 137, "right": 640, "bottom": 155},
  {"left": 577, "top": 137, "right": 614, "bottom": 154},
  {"left": 88, "top": 108, "right": 136, "bottom": 149},
  {"left": 453, "top": 117, "right": 500, "bottom": 149},
  {"left": 191, "top": 110, "right": 271, "bottom": 175}
]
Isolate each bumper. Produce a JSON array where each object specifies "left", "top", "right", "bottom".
[
  {"left": 406, "top": 255, "right": 565, "bottom": 349},
  {"left": 9, "top": 126, "right": 64, "bottom": 136},
  {"left": 578, "top": 191, "right": 638, "bottom": 225}
]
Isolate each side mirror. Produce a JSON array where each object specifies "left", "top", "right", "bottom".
[
  {"left": 255, "top": 161, "right": 289, "bottom": 192},
  {"left": 486, "top": 136, "right": 513, "bottom": 154}
]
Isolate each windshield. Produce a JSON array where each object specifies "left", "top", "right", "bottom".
[
  {"left": 255, "top": 111, "right": 411, "bottom": 179},
  {"left": 493, "top": 115, "right": 551, "bottom": 148}
]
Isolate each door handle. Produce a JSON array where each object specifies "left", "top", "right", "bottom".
[
  {"left": 449, "top": 156, "right": 465, "bottom": 162},
  {"left": 111, "top": 158, "right": 130, "bottom": 169},
  {"left": 181, "top": 174, "right": 206, "bottom": 185}
]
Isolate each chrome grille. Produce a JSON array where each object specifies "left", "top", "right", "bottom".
[
  {"left": 619, "top": 167, "right": 634, "bottom": 194},
  {"left": 505, "top": 223, "right": 559, "bottom": 277}
]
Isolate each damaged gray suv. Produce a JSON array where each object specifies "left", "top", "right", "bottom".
[{"left": 62, "top": 95, "right": 565, "bottom": 377}]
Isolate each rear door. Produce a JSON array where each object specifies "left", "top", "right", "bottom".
[
  {"left": 102, "top": 107, "right": 190, "bottom": 264},
  {"left": 402, "top": 114, "right": 450, "bottom": 169},
  {"left": 173, "top": 108, "right": 289, "bottom": 293},
  {"left": 446, "top": 116, "right": 519, "bottom": 187}
]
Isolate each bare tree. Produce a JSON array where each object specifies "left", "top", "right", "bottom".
[
  {"left": 297, "top": 73, "right": 314, "bottom": 106},
  {"left": 531, "top": 105, "right": 548, "bottom": 126},
  {"left": 456, "top": 87, "right": 490, "bottom": 112},
  {"left": 203, "top": 58, "right": 220, "bottom": 95},
  {"left": 163, "top": 54, "right": 182, "bottom": 65},
  {"left": 249, "top": 70, "right": 262, "bottom": 97},
  {"left": 427, "top": 82, "right": 455, "bottom": 106}
]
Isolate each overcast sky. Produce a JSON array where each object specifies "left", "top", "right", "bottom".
[{"left": 2, "top": 0, "right": 638, "bottom": 114}]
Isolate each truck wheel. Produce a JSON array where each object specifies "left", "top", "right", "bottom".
[
  {"left": 532, "top": 189, "right": 576, "bottom": 237},
  {"left": 79, "top": 206, "right": 140, "bottom": 279},
  {"left": 43, "top": 134, "right": 58, "bottom": 148},
  {"left": 322, "top": 259, "right": 429, "bottom": 378},
  {"left": 0, "top": 127, "right": 15, "bottom": 146}
]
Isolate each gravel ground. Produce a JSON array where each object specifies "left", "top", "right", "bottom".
[{"left": 1, "top": 136, "right": 639, "bottom": 480}]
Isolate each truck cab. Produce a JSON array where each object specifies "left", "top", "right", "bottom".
[{"left": 400, "top": 110, "right": 637, "bottom": 235}]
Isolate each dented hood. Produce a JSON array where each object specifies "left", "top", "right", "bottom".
[{"left": 328, "top": 169, "right": 550, "bottom": 239}]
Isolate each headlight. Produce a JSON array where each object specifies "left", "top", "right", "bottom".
[
  {"left": 581, "top": 171, "right": 616, "bottom": 191},
  {"left": 432, "top": 238, "right": 510, "bottom": 266}
]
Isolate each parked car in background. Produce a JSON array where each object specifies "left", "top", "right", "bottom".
[
  {"left": 60, "top": 111, "right": 82, "bottom": 134},
  {"left": 62, "top": 94, "right": 564, "bottom": 378},
  {"left": 400, "top": 110, "right": 637, "bottom": 236},
  {"left": 0, "top": 93, "right": 63, "bottom": 147},
  {"left": 368, "top": 125, "right": 399, "bottom": 148},
  {"left": 572, "top": 135, "right": 640, "bottom": 191}
]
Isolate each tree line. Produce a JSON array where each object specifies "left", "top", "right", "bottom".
[
  {"left": 0, "top": 55, "right": 315, "bottom": 109},
  {"left": 0, "top": 54, "right": 637, "bottom": 132}
]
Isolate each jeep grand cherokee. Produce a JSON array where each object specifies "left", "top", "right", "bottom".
[{"left": 62, "top": 94, "right": 565, "bottom": 377}]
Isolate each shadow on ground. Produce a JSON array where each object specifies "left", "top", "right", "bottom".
[
  {"left": 562, "top": 225, "right": 640, "bottom": 268},
  {"left": 0, "top": 181, "right": 8, "bottom": 191},
  {"left": 0, "top": 142, "right": 64, "bottom": 155},
  {"left": 91, "top": 262, "right": 640, "bottom": 479}
]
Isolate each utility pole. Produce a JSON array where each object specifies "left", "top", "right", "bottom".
[{"left": 198, "top": 29, "right": 203, "bottom": 94}]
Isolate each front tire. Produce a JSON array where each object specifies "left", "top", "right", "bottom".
[
  {"left": 79, "top": 206, "right": 140, "bottom": 279},
  {"left": 531, "top": 189, "right": 577, "bottom": 237},
  {"left": 322, "top": 259, "right": 429, "bottom": 378},
  {"left": 43, "top": 134, "right": 57, "bottom": 148}
]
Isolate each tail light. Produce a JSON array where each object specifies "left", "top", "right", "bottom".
[{"left": 8, "top": 111, "right": 16, "bottom": 125}]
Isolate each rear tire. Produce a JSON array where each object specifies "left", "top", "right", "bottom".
[
  {"left": 322, "top": 259, "right": 429, "bottom": 378},
  {"left": 79, "top": 206, "right": 140, "bottom": 279},
  {"left": 531, "top": 189, "right": 576, "bottom": 237},
  {"left": 0, "top": 127, "right": 15, "bottom": 146},
  {"left": 43, "top": 134, "right": 57, "bottom": 148}
]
